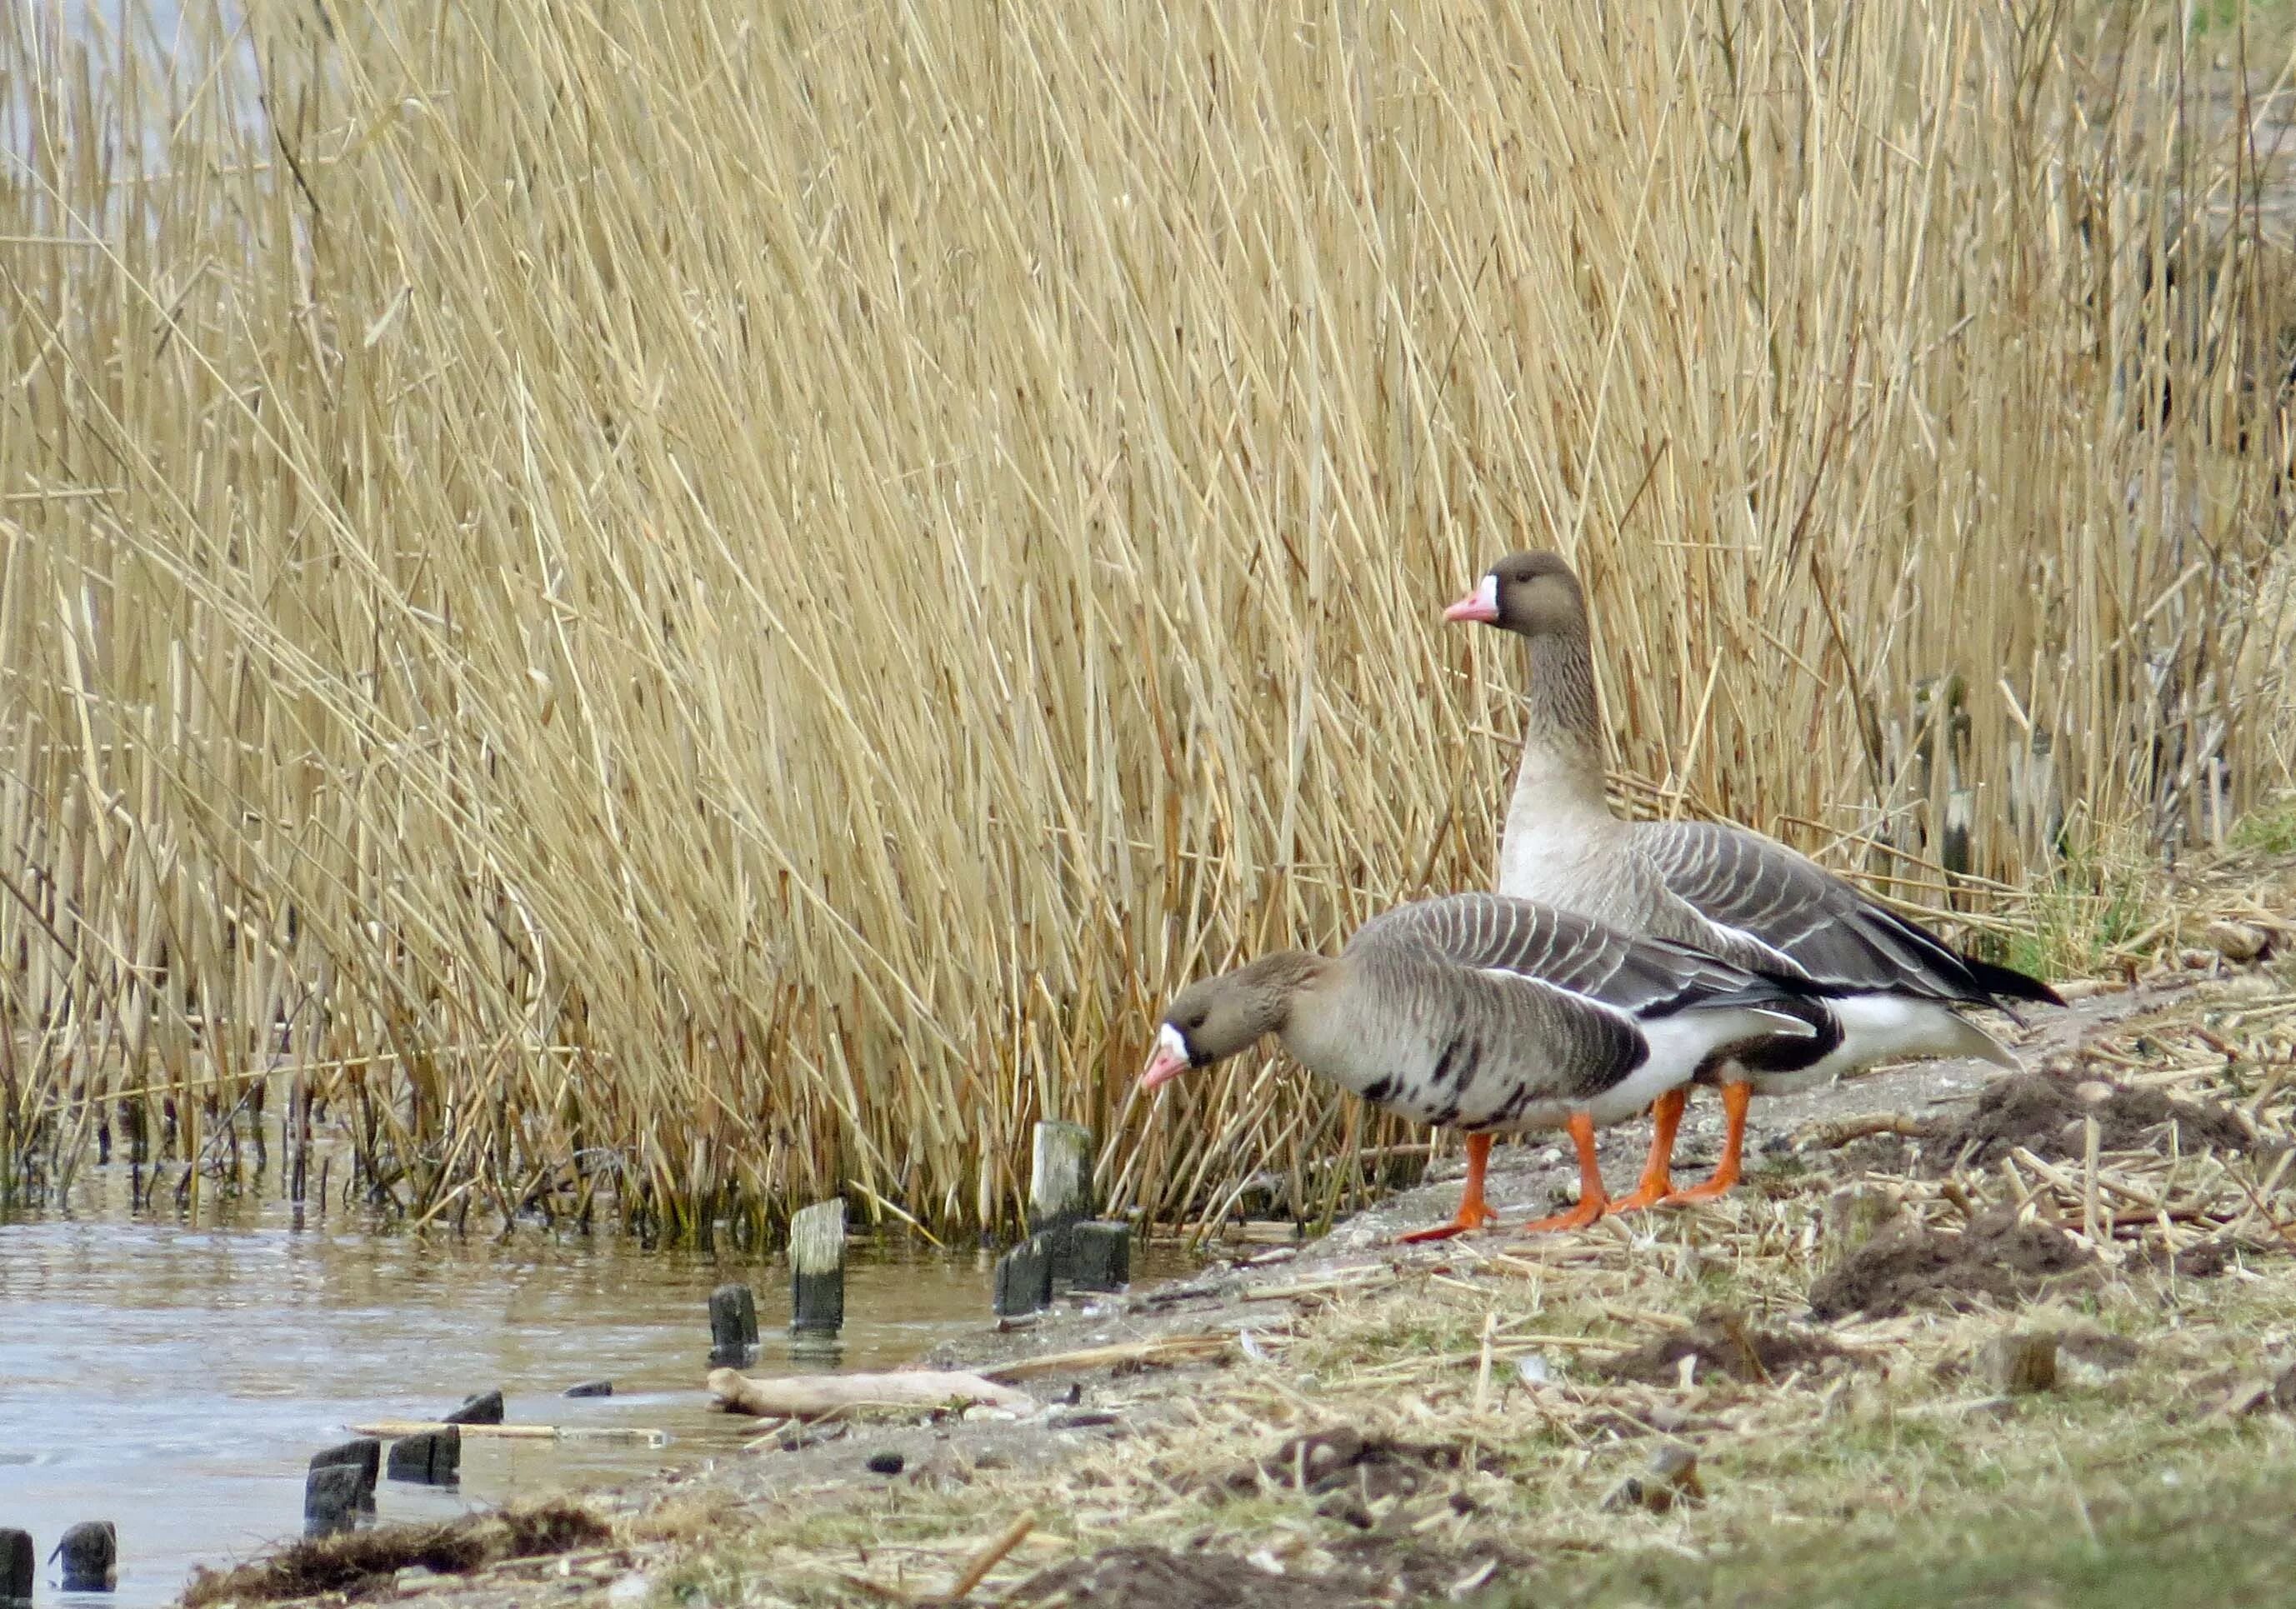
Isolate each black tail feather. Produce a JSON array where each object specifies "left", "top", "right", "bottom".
[{"left": 1960, "top": 954, "right": 2064, "bottom": 1007}]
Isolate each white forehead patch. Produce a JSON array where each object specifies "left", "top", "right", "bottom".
[
  {"left": 1478, "top": 574, "right": 1499, "bottom": 612},
  {"left": 1158, "top": 1022, "right": 1190, "bottom": 1062}
]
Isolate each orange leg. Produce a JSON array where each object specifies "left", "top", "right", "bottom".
[
  {"left": 1395, "top": 1132, "right": 1498, "bottom": 1244},
  {"left": 1663, "top": 1079, "right": 1753, "bottom": 1204},
  {"left": 1605, "top": 1087, "right": 1687, "bottom": 1214},
  {"left": 1516, "top": 1111, "right": 1608, "bottom": 1235}
]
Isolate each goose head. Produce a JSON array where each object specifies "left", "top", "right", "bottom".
[
  {"left": 1443, "top": 551, "right": 1588, "bottom": 639},
  {"left": 1139, "top": 954, "right": 1323, "bottom": 1090}
]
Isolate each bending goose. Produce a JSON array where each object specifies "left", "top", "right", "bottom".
[
  {"left": 1139, "top": 892, "right": 1823, "bottom": 1240},
  {"left": 1444, "top": 552, "right": 2063, "bottom": 1209}
]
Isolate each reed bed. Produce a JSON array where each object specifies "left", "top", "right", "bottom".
[{"left": 3, "top": 1, "right": 2293, "bottom": 1234}]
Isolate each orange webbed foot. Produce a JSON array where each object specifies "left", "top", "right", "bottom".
[
  {"left": 1514, "top": 1194, "right": 1606, "bottom": 1236},
  {"left": 1393, "top": 1132, "right": 1498, "bottom": 1245},
  {"left": 1661, "top": 1081, "right": 1751, "bottom": 1206},
  {"left": 1393, "top": 1201, "right": 1499, "bottom": 1245},
  {"left": 1510, "top": 1112, "right": 1608, "bottom": 1236}
]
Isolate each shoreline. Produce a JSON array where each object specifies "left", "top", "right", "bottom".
[{"left": 178, "top": 951, "right": 2296, "bottom": 1609}]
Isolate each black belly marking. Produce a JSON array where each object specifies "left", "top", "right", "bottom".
[
  {"left": 1423, "top": 1037, "right": 1460, "bottom": 1087},
  {"left": 1362, "top": 1075, "right": 1398, "bottom": 1105},
  {"left": 1494, "top": 1082, "right": 1533, "bottom": 1123},
  {"left": 1430, "top": 1099, "right": 1462, "bottom": 1128}
]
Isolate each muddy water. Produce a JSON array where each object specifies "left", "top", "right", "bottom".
[{"left": 1, "top": 1168, "right": 1139, "bottom": 1608}]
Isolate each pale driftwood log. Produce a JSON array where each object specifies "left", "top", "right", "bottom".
[
  {"left": 351, "top": 1419, "right": 667, "bottom": 1445},
  {"left": 707, "top": 1367, "right": 1035, "bottom": 1419}
]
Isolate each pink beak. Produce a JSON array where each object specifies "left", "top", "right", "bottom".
[
  {"left": 1139, "top": 1024, "right": 1191, "bottom": 1091},
  {"left": 1443, "top": 575, "right": 1499, "bottom": 624}
]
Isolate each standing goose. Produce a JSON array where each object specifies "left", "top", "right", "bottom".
[
  {"left": 1443, "top": 552, "right": 2063, "bottom": 1209},
  {"left": 1139, "top": 892, "right": 1824, "bottom": 1240}
]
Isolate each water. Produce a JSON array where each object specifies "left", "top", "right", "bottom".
[{"left": 0, "top": 1169, "right": 1040, "bottom": 1609}]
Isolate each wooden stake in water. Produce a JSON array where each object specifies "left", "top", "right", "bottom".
[
  {"left": 1067, "top": 1221, "right": 1131, "bottom": 1292},
  {"left": 384, "top": 1427, "right": 462, "bottom": 1486},
  {"left": 1028, "top": 1121, "right": 1095, "bottom": 1280},
  {"left": 993, "top": 1234, "right": 1054, "bottom": 1319},
  {"left": 57, "top": 1521, "right": 118, "bottom": 1592},
  {"left": 3, "top": 1529, "right": 34, "bottom": 1604},
  {"left": 789, "top": 1198, "right": 848, "bottom": 1333},
  {"left": 709, "top": 1282, "right": 759, "bottom": 1363}
]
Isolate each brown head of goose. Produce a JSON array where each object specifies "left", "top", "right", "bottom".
[
  {"left": 1140, "top": 892, "right": 1825, "bottom": 1240},
  {"left": 1445, "top": 552, "right": 2062, "bottom": 1208}
]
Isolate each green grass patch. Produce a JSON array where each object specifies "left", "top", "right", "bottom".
[
  {"left": 1475, "top": 1446, "right": 2296, "bottom": 1607},
  {"left": 2230, "top": 796, "right": 2296, "bottom": 858}
]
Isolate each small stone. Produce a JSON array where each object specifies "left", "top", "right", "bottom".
[
  {"left": 776, "top": 1422, "right": 847, "bottom": 1453},
  {"left": 563, "top": 1380, "right": 615, "bottom": 1398},
  {"left": 1603, "top": 1444, "right": 1704, "bottom": 1512},
  {"left": 1048, "top": 1408, "right": 1121, "bottom": 1430},
  {"left": 2205, "top": 920, "right": 2268, "bottom": 964},
  {"left": 2223, "top": 1377, "right": 2278, "bottom": 1417},
  {"left": 866, "top": 1451, "right": 905, "bottom": 1476},
  {"left": 1981, "top": 1332, "right": 2058, "bottom": 1395},
  {"left": 2272, "top": 1362, "right": 2296, "bottom": 1412}
]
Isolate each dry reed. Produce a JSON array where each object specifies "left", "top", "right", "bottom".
[{"left": 3, "top": 1, "right": 2293, "bottom": 1233}]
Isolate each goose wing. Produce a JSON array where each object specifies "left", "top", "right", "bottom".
[
  {"left": 1353, "top": 892, "right": 1815, "bottom": 1021},
  {"left": 1634, "top": 820, "right": 2061, "bottom": 1007}
]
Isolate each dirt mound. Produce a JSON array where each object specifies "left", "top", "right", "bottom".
[
  {"left": 1598, "top": 1307, "right": 1847, "bottom": 1385},
  {"left": 2140, "top": 1235, "right": 2270, "bottom": 1280},
  {"left": 1007, "top": 1546, "right": 1341, "bottom": 1608},
  {"left": 1008, "top": 1540, "right": 1524, "bottom": 1608},
  {"left": 1215, "top": 1426, "right": 1498, "bottom": 1504},
  {"left": 181, "top": 1500, "right": 610, "bottom": 1606},
  {"left": 1808, "top": 1208, "right": 2098, "bottom": 1321},
  {"left": 1926, "top": 1072, "right": 2259, "bottom": 1169}
]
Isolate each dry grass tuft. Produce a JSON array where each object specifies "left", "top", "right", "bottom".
[
  {"left": 178, "top": 1497, "right": 612, "bottom": 1607},
  {"left": 627, "top": 951, "right": 2296, "bottom": 1606},
  {"left": 5, "top": 2, "right": 2295, "bottom": 1233}
]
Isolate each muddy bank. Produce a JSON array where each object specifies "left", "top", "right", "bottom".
[{"left": 190, "top": 969, "right": 2296, "bottom": 1609}]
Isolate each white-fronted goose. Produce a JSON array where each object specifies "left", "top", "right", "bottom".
[
  {"left": 1445, "top": 552, "right": 2062, "bottom": 1208},
  {"left": 1140, "top": 892, "right": 1823, "bottom": 1239}
]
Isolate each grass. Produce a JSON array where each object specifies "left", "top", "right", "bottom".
[
  {"left": 2231, "top": 794, "right": 2296, "bottom": 857},
  {"left": 5, "top": 0, "right": 2296, "bottom": 1237},
  {"left": 1488, "top": 1460, "right": 2296, "bottom": 1607},
  {"left": 554, "top": 954, "right": 2296, "bottom": 1608}
]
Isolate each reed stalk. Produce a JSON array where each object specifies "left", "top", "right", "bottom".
[{"left": 3, "top": 0, "right": 2290, "bottom": 1232}]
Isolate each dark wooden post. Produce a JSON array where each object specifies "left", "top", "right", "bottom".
[
  {"left": 1068, "top": 1221, "right": 1132, "bottom": 1292},
  {"left": 57, "top": 1521, "right": 118, "bottom": 1592},
  {"left": 444, "top": 1389, "right": 504, "bottom": 1425},
  {"left": 1028, "top": 1120, "right": 1095, "bottom": 1281},
  {"left": 384, "top": 1427, "right": 462, "bottom": 1486},
  {"left": 789, "top": 1199, "right": 847, "bottom": 1333},
  {"left": 2, "top": 1529, "right": 34, "bottom": 1603},
  {"left": 708, "top": 1282, "right": 759, "bottom": 1364},
  {"left": 993, "top": 1233, "right": 1054, "bottom": 1318}
]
